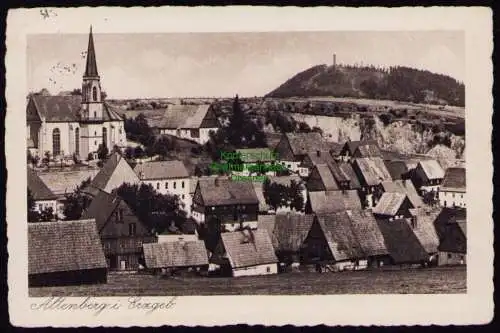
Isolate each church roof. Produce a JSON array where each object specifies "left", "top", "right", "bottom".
[
  {"left": 28, "top": 95, "right": 123, "bottom": 123},
  {"left": 84, "top": 26, "right": 99, "bottom": 77}
]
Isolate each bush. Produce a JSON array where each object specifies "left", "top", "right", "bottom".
[
  {"left": 87, "top": 153, "right": 94, "bottom": 161},
  {"left": 379, "top": 113, "right": 393, "bottom": 126}
]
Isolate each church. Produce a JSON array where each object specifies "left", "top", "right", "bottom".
[{"left": 26, "top": 27, "right": 127, "bottom": 161}]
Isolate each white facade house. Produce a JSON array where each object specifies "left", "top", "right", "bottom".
[
  {"left": 27, "top": 168, "right": 59, "bottom": 219},
  {"left": 154, "top": 104, "right": 219, "bottom": 144},
  {"left": 26, "top": 27, "right": 126, "bottom": 161},
  {"left": 439, "top": 167, "right": 466, "bottom": 208},
  {"left": 134, "top": 160, "right": 192, "bottom": 216}
]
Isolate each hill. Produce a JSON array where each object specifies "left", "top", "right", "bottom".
[{"left": 266, "top": 64, "right": 465, "bottom": 107}]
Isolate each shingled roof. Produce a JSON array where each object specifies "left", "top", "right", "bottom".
[
  {"left": 418, "top": 160, "right": 445, "bottom": 180},
  {"left": 285, "top": 132, "right": 330, "bottom": 157},
  {"left": 28, "top": 219, "right": 107, "bottom": 275},
  {"left": 353, "top": 143, "right": 382, "bottom": 158},
  {"left": 347, "top": 209, "right": 389, "bottom": 257},
  {"left": 27, "top": 168, "right": 57, "bottom": 201},
  {"left": 441, "top": 167, "right": 466, "bottom": 192},
  {"left": 143, "top": 240, "right": 209, "bottom": 268},
  {"left": 408, "top": 207, "right": 441, "bottom": 254},
  {"left": 376, "top": 218, "right": 429, "bottom": 264},
  {"left": 82, "top": 190, "right": 123, "bottom": 231},
  {"left": 353, "top": 157, "right": 393, "bottom": 186},
  {"left": 220, "top": 229, "right": 278, "bottom": 269},
  {"left": 134, "top": 160, "right": 189, "bottom": 180},
  {"left": 308, "top": 190, "right": 362, "bottom": 214},
  {"left": 372, "top": 192, "right": 410, "bottom": 217},
  {"left": 38, "top": 169, "right": 100, "bottom": 197},
  {"left": 197, "top": 177, "right": 259, "bottom": 206},
  {"left": 269, "top": 214, "right": 315, "bottom": 253},
  {"left": 315, "top": 213, "right": 365, "bottom": 261},
  {"left": 342, "top": 140, "right": 379, "bottom": 156},
  {"left": 28, "top": 95, "right": 123, "bottom": 123},
  {"left": 157, "top": 104, "right": 213, "bottom": 129},
  {"left": 434, "top": 207, "right": 467, "bottom": 254},
  {"left": 380, "top": 179, "right": 424, "bottom": 208}
]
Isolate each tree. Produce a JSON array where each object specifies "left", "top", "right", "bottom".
[
  {"left": 263, "top": 178, "right": 287, "bottom": 211},
  {"left": 125, "top": 146, "right": 135, "bottom": 160},
  {"left": 115, "top": 183, "right": 187, "bottom": 234},
  {"left": 289, "top": 180, "right": 304, "bottom": 212},
  {"left": 97, "top": 144, "right": 109, "bottom": 161},
  {"left": 63, "top": 177, "right": 92, "bottom": 220},
  {"left": 27, "top": 189, "right": 40, "bottom": 222},
  {"left": 70, "top": 88, "right": 82, "bottom": 95}
]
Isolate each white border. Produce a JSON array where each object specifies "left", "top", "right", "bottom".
[{"left": 6, "top": 6, "right": 493, "bottom": 327}]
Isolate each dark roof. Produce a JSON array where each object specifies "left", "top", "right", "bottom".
[
  {"left": 134, "top": 160, "right": 189, "bottom": 180},
  {"left": 157, "top": 104, "right": 212, "bottom": 129},
  {"left": 314, "top": 164, "right": 339, "bottom": 191},
  {"left": 285, "top": 132, "right": 330, "bottom": 157},
  {"left": 197, "top": 177, "right": 259, "bottom": 206},
  {"left": 303, "top": 151, "right": 336, "bottom": 167},
  {"left": 271, "top": 214, "right": 315, "bottom": 253},
  {"left": 257, "top": 215, "right": 277, "bottom": 238},
  {"left": 372, "top": 192, "right": 409, "bottom": 217},
  {"left": 82, "top": 190, "right": 122, "bottom": 232},
  {"left": 381, "top": 180, "right": 423, "bottom": 208},
  {"left": 84, "top": 26, "right": 99, "bottom": 77},
  {"left": 343, "top": 140, "right": 378, "bottom": 155},
  {"left": 316, "top": 213, "right": 365, "bottom": 261},
  {"left": 353, "top": 157, "right": 393, "bottom": 186},
  {"left": 376, "top": 218, "right": 429, "bottom": 264},
  {"left": 143, "top": 240, "right": 209, "bottom": 268},
  {"left": 29, "top": 95, "right": 123, "bottom": 122},
  {"left": 353, "top": 144, "right": 382, "bottom": 158},
  {"left": 28, "top": 219, "right": 107, "bottom": 275},
  {"left": 347, "top": 209, "right": 389, "bottom": 257},
  {"left": 441, "top": 167, "right": 466, "bottom": 192},
  {"left": 338, "top": 162, "right": 361, "bottom": 189},
  {"left": 384, "top": 160, "right": 409, "bottom": 180},
  {"left": 221, "top": 229, "right": 278, "bottom": 268},
  {"left": 27, "top": 168, "right": 57, "bottom": 201},
  {"left": 408, "top": 207, "right": 441, "bottom": 253},
  {"left": 434, "top": 207, "right": 467, "bottom": 253},
  {"left": 309, "top": 190, "right": 362, "bottom": 214}
]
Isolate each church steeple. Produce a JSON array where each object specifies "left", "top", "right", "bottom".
[{"left": 84, "top": 26, "right": 99, "bottom": 77}]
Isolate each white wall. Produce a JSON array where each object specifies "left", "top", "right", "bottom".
[
  {"left": 439, "top": 191, "right": 466, "bottom": 208},
  {"left": 160, "top": 127, "right": 218, "bottom": 144},
  {"left": 222, "top": 221, "right": 258, "bottom": 232},
  {"left": 232, "top": 263, "right": 278, "bottom": 277},
  {"left": 140, "top": 177, "right": 191, "bottom": 216},
  {"left": 157, "top": 234, "right": 198, "bottom": 243},
  {"left": 33, "top": 199, "right": 57, "bottom": 215}
]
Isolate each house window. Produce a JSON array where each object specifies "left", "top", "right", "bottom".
[
  {"left": 182, "top": 194, "right": 185, "bottom": 199},
  {"left": 165, "top": 182, "right": 168, "bottom": 189},
  {"left": 129, "top": 223, "right": 137, "bottom": 236},
  {"left": 52, "top": 128, "right": 60, "bottom": 156},
  {"left": 447, "top": 253, "right": 452, "bottom": 259},
  {"left": 461, "top": 194, "right": 463, "bottom": 199},
  {"left": 94, "top": 140, "right": 97, "bottom": 146},
  {"left": 119, "top": 128, "right": 122, "bottom": 134},
  {"left": 452, "top": 193, "right": 455, "bottom": 198},
  {"left": 104, "top": 242, "right": 110, "bottom": 250},
  {"left": 266, "top": 266, "right": 271, "bottom": 273},
  {"left": 116, "top": 209, "right": 124, "bottom": 223},
  {"left": 182, "top": 181, "right": 185, "bottom": 188},
  {"left": 157, "top": 182, "right": 160, "bottom": 190},
  {"left": 173, "top": 182, "right": 177, "bottom": 189},
  {"left": 94, "top": 131, "right": 97, "bottom": 136}
]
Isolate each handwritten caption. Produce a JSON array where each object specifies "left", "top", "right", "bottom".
[{"left": 30, "top": 296, "right": 177, "bottom": 316}]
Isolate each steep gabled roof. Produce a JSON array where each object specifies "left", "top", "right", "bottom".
[
  {"left": 315, "top": 164, "right": 339, "bottom": 191},
  {"left": 380, "top": 180, "right": 424, "bottom": 208},
  {"left": 272, "top": 214, "right": 315, "bottom": 253},
  {"left": 157, "top": 104, "right": 212, "bottom": 129},
  {"left": 134, "top": 160, "right": 189, "bottom": 180},
  {"left": 285, "top": 132, "right": 330, "bottom": 157},
  {"left": 353, "top": 157, "right": 393, "bottom": 186},
  {"left": 372, "top": 192, "right": 409, "bottom": 217},
  {"left": 309, "top": 190, "right": 362, "bottom": 214},
  {"left": 347, "top": 209, "right": 389, "bottom": 257},
  {"left": 376, "top": 218, "right": 429, "bottom": 264},
  {"left": 38, "top": 169, "right": 100, "bottom": 197},
  {"left": 315, "top": 213, "right": 365, "bottom": 261},
  {"left": 434, "top": 207, "right": 467, "bottom": 253},
  {"left": 353, "top": 143, "right": 382, "bottom": 158},
  {"left": 221, "top": 229, "right": 278, "bottom": 269},
  {"left": 143, "top": 240, "right": 209, "bottom": 268},
  {"left": 338, "top": 162, "right": 361, "bottom": 189},
  {"left": 28, "top": 219, "right": 107, "bottom": 275},
  {"left": 197, "top": 177, "right": 259, "bottom": 206},
  {"left": 441, "top": 167, "right": 466, "bottom": 192},
  {"left": 82, "top": 190, "right": 123, "bottom": 232},
  {"left": 84, "top": 26, "right": 99, "bottom": 77},
  {"left": 342, "top": 140, "right": 378, "bottom": 155},
  {"left": 408, "top": 207, "right": 441, "bottom": 254},
  {"left": 27, "top": 168, "right": 58, "bottom": 201},
  {"left": 418, "top": 160, "right": 445, "bottom": 180}
]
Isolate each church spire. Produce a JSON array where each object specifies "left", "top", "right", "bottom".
[{"left": 84, "top": 26, "right": 99, "bottom": 77}]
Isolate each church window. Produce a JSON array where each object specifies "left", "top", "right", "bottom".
[
  {"left": 75, "top": 128, "right": 80, "bottom": 156},
  {"left": 52, "top": 128, "right": 60, "bottom": 156},
  {"left": 102, "top": 127, "right": 107, "bottom": 147},
  {"left": 94, "top": 111, "right": 97, "bottom": 118},
  {"left": 92, "top": 87, "right": 98, "bottom": 101}
]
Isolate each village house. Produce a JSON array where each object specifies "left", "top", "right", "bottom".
[
  {"left": 211, "top": 228, "right": 279, "bottom": 277},
  {"left": 191, "top": 177, "right": 259, "bottom": 231},
  {"left": 26, "top": 27, "right": 126, "bottom": 161},
  {"left": 351, "top": 157, "right": 393, "bottom": 208},
  {"left": 439, "top": 167, "right": 466, "bottom": 208},
  {"left": 306, "top": 160, "right": 361, "bottom": 193},
  {"left": 27, "top": 168, "right": 58, "bottom": 217},
  {"left": 377, "top": 179, "right": 424, "bottom": 209},
  {"left": 142, "top": 239, "right": 209, "bottom": 275},
  {"left": 375, "top": 217, "right": 429, "bottom": 266},
  {"left": 83, "top": 151, "right": 139, "bottom": 197},
  {"left": 300, "top": 150, "right": 336, "bottom": 170},
  {"left": 274, "top": 132, "right": 331, "bottom": 177},
  {"left": 306, "top": 190, "right": 362, "bottom": 215},
  {"left": 257, "top": 213, "right": 315, "bottom": 269},
  {"left": 134, "top": 160, "right": 192, "bottom": 216},
  {"left": 153, "top": 104, "right": 219, "bottom": 144},
  {"left": 407, "top": 207, "right": 442, "bottom": 265},
  {"left": 233, "top": 148, "right": 279, "bottom": 177},
  {"left": 302, "top": 213, "right": 366, "bottom": 272},
  {"left": 412, "top": 159, "right": 445, "bottom": 195},
  {"left": 82, "top": 190, "right": 156, "bottom": 271},
  {"left": 28, "top": 219, "right": 107, "bottom": 287},
  {"left": 384, "top": 160, "right": 410, "bottom": 180},
  {"left": 434, "top": 207, "right": 467, "bottom": 266},
  {"left": 338, "top": 140, "right": 380, "bottom": 162},
  {"left": 372, "top": 192, "right": 415, "bottom": 220}
]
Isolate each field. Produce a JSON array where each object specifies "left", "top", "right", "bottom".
[{"left": 30, "top": 266, "right": 466, "bottom": 296}]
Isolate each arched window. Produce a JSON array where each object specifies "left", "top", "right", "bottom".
[
  {"left": 52, "top": 128, "right": 60, "bottom": 156},
  {"left": 92, "top": 87, "right": 98, "bottom": 101},
  {"left": 75, "top": 128, "right": 80, "bottom": 156},
  {"left": 102, "top": 127, "right": 107, "bottom": 147}
]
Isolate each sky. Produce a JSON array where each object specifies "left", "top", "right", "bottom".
[{"left": 27, "top": 31, "right": 465, "bottom": 99}]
